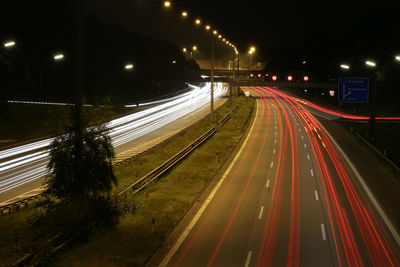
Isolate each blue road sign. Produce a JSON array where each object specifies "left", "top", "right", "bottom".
[{"left": 338, "top": 78, "right": 369, "bottom": 103}]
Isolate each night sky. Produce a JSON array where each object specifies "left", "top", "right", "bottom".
[
  {"left": 86, "top": 0, "right": 399, "bottom": 70},
  {"left": 1, "top": 0, "right": 399, "bottom": 71}
]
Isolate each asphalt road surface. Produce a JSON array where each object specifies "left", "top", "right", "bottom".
[
  {"left": 154, "top": 86, "right": 400, "bottom": 267},
  {"left": 0, "top": 83, "right": 227, "bottom": 206}
]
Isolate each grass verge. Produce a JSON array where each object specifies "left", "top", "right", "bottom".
[{"left": 53, "top": 96, "right": 254, "bottom": 266}]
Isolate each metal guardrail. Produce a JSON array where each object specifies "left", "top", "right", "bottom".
[{"left": 116, "top": 104, "right": 238, "bottom": 198}]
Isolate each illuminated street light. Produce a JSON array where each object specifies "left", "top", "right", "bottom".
[
  {"left": 250, "top": 46, "right": 256, "bottom": 52},
  {"left": 53, "top": 53, "right": 64, "bottom": 61},
  {"left": 183, "top": 47, "right": 187, "bottom": 53},
  {"left": 213, "top": 30, "right": 218, "bottom": 35},
  {"left": 340, "top": 64, "right": 350, "bottom": 70},
  {"left": 182, "top": 11, "right": 188, "bottom": 17},
  {"left": 248, "top": 50, "right": 254, "bottom": 55},
  {"left": 222, "top": 38, "right": 226, "bottom": 42},
  {"left": 3, "top": 41, "right": 15, "bottom": 48},
  {"left": 125, "top": 63, "right": 134, "bottom": 70},
  {"left": 195, "top": 19, "right": 201, "bottom": 25},
  {"left": 205, "top": 25, "right": 211, "bottom": 30},
  {"left": 395, "top": 56, "right": 400, "bottom": 61},
  {"left": 218, "top": 35, "right": 222, "bottom": 39},
  {"left": 164, "top": 1, "right": 171, "bottom": 8},
  {"left": 192, "top": 46, "right": 197, "bottom": 51},
  {"left": 365, "top": 60, "right": 376, "bottom": 67}
]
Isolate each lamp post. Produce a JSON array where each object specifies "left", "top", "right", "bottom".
[
  {"left": 210, "top": 31, "right": 216, "bottom": 122},
  {"left": 113, "top": 63, "right": 134, "bottom": 96},
  {"left": 365, "top": 60, "right": 377, "bottom": 137},
  {"left": 39, "top": 53, "right": 65, "bottom": 98}
]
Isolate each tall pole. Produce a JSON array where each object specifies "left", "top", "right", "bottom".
[
  {"left": 369, "top": 75, "right": 376, "bottom": 138},
  {"left": 249, "top": 54, "right": 252, "bottom": 70},
  {"left": 74, "top": 0, "right": 84, "bottom": 180},
  {"left": 210, "top": 36, "right": 215, "bottom": 122}
]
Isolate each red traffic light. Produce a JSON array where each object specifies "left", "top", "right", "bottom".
[
  {"left": 287, "top": 75, "right": 293, "bottom": 81},
  {"left": 249, "top": 73, "right": 254, "bottom": 78},
  {"left": 272, "top": 75, "right": 278, "bottom": 81},
  {"left": 303, "top": 76, "right": 309, "bottom": 82},
  {"left": 257, "top": 73, "right": 262, "bottom": 78}
]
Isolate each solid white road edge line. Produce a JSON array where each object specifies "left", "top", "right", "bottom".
[
  {"left": 159, "top": 100, "right": 260, "bottom": 267},
  {"left": 318, "top": 121, "right": 400, "bottom": 247},
  {"left": 244, "top": 251, "right": 253, "bottom": 267}
]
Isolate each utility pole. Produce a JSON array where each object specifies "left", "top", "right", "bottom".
[
  {"left": 369, "top": 76, "right": 376, "bottom": 138},
  {"left": 74, "top": 0, "right": 84, "bottom": 178},
  {"left": 210, "top": 35, "right": 215, "bottom": 122}
]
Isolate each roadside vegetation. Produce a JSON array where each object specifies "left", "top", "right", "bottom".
[{"left": 0, "top": 96, "right": 254, "bottom": 266}]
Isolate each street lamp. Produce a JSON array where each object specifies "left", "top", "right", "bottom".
[
  {"left": 125, "top": 63, "right": 134, "bottom": 70},
  {"left": 395, "top": 56, "right": 400, "bottom": 61},
  {"left": 213, "top": 30, "right": 218, "bottom": 35},
  {"left": 182, "top": 11, "right": 188, "bottom": 17},
  {"left": 182, "top": 47, "right": 187, "bottom": 53},
  {"left": 205, "top": 25, "right": 211, "bottom": 31},
  {"left": 53, "top": 53, "right": 64, "bottom": 61},
  {"left": 39, "top": 52, "right": 65, "bottom": 97},
  {"left": 195, "top": 19, "right": 201, "bottom": 25},
  {"left": 113, "top": 63, "right": 135, "bottom": 95},
  {"left": 365, "top": 60, "right": 376, "bottom": 67},
  {"left": 248, "top": 50, "right": 254, "bottom": 70},
  {"left": 340, "top": 64, "right": 350, "bottom": 70},
  {"left": 164, "top": 1, "right": 171, "bottom": 8},
  {"left": 3, "top": 41, "right": 15, "bottom": 48}
]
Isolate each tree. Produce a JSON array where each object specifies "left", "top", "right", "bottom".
[{"left": 46, "top": 105, "right": 116, "bottom": 200}]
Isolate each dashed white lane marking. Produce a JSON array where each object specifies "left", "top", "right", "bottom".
[
  {"left": 301, "top": 135, "right": 304, "bottom": 139},
  {"left": 258, "top": 206, "right": 265, "bottom": 219},
  {"left": 275, "top": 125, "right": 277, "bottom": 129},
  {"left": 304, "top": 143, "right": 307, "bottom": 148},
  {"left": 274, "top": 139, "right": 277, "bottom": 143},
  {"left": 315, "top": 190, "right": 319, "bottom": 201},
  {"left": 321, "top": 224, "right": 327, "bottom": 240},
  {"left": 307, "top": 154, "right": 311, "bottom": 160},
  {"left": 310, "top": 169, "right": 314, "bottom": 176},
  {"left": 245, "top": 251, "right": 253, "bottom": 267},
  {"left": 274, "top": 132, "right": 277, "bottom": 136},
  {"left": 266, "top": 179, "right": 270, "bottom": 188},
  {"left": 273, "top": 149, "right": 276, "bottom": 154},
  {"left": 270, "top": 161, "right": 274, "bottom": 168}
]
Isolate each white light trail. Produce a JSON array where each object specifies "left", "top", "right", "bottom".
[{"left": 0, "top": 83, "right": 227, "bottom": 195}]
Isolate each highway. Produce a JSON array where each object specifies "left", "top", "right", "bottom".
[
  {"left": 156, "top": 86, "right": 400, "bottom": 267},
  {"left": 0, "top": 83, "right": 227, "bottom": 205}
]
